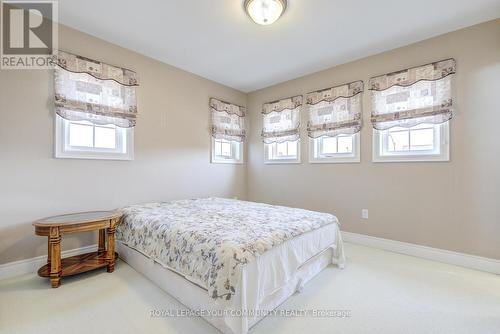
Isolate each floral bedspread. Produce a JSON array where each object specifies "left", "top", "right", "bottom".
[{"left": 116, "top": 198, "right": 338, "bottom": 301}]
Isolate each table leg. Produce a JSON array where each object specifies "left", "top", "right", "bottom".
[
  {"left": 47, "top": 237, "right": 52, "bottom": 267},
  {"left": 49, "top": 227, "right": 61, "bottom": 288},
  {"left": 98, "top": 229, "right": 106, "bottom": 253},
  {"left": 106, "top": 221, "right": 117, "bottom": 273}
]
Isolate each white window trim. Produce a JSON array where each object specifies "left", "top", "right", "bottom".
[
  {"left": 210, "top": 137, "right": 244, "bottom": 164},
  {"left": 54, "top": 116, "right": 134, "bottom": 161},
  {"left": 264, "top": 140, "right": 301, "bottom": 164},
  {"left": 309, "top": 133, "right": 361, "bottom": 164},
  {"left": 372, "top": 122, "right": 450, "bottom": 163}
]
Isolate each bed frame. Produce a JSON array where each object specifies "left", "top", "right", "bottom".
[{"left": 117, "top": 229, "right": 344, "bottom": 334}]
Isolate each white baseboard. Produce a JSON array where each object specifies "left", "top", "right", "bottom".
[
  {"left": 0, "top": 244, "right": 98, "bottom": 281},
  {"left": 1, "top": 234, "right": 498, "bottom": 281},
  {"left": 342, "top": 231, "right": 500, "bottom": 275}
]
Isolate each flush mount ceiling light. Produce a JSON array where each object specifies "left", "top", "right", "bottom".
[{"left": 244, "top": 0, "right": 287, "bottom": 25}]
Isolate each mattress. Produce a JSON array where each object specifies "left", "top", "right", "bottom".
[{"left": 116, "top": 198, "right": 345, "bottom": 334}]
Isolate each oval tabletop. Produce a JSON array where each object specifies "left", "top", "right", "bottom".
[{"left": 33, "top": 211, "right": 122, "bottom": 227}]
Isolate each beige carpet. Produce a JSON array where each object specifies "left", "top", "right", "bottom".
[{"left": 1, "top": 243, "right": 499, "bottom": 334}]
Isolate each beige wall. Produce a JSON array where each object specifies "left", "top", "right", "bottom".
[
  {"left": 0, "top": 25, "right": 247, "bottom": 264},
  {"left": 1, "top": 20, "right": 499, "bottom": 265},
  {"left": 247, "top": 19, "right": 500, "bottom": 260}
]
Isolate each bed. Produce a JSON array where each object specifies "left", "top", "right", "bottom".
[{"left": 116, "top": 198, "right": 345, "bottom": 334}]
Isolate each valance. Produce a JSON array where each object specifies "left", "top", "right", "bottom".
[
  {"left": 261, "top": 95, "right": 302, "bottom": 144},
  {"left": 55, "top": 51, "right": 139, "bottom": 86},
  {"left": 369, "top": 59, "right": 455, "bottom": 130},
  {"left": 306, "top": 81, "right": 363, "bottom": 138},
  {"left": 54, "top": 50, "right": 139, "bottom": 128},
  {"left": 210, "top": 98, "right": 246, "bottom": 142},
  {"left": 306, "top": 80, "right": 363, "bottom": 105},
  {"left": 262, "top": 95, "right": 303, "bottom": 114},
  {"left": 210, "top": 98, "right": 246, "bottom": 117}
]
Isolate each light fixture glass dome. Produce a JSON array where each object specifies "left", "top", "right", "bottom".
[{"left": 244, "top": 0, "right": 287, "bottom": 25}]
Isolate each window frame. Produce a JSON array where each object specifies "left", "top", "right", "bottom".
[
  {"left": 309, "top": 133, "right": 361, "bottom": 164},
  {"left": 54, "top": 116, "right": 134, "bottom": 160},
  {"left": 210, "top": 137, "right": 244, "bottom": 164},
  {"left": 264, "top": 139, "right": 301, "bottom": 164},
  {"left": 372, "top": 122, "right": 450, "bottom": 163}
]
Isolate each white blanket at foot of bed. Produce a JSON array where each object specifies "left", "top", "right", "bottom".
[{"left": 118, "top": 222, "right": 345, "bottom": 334}]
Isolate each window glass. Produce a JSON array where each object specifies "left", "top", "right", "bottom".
[
  {"left": 94, "top": 126, "right": 117, "bottom": 149},
  {"left": 337, "top": 136, "right": 353, "bottom": 154},
  {"left": 322, "top": 137, "right": 337, "bottom": 154},
  {"left": 69, "top": 122, "right": 93, "bottom": 147},
  {"left": 220, "top": 141, "right": 232, "bottom": 157},
  {"left": 212, "top": 138, "right": 243, "bottom": 164},
  {"left": 373, "top": 122, "right": 449, "bottom": 162},
  {"left": 310, "top": 134, "right": 359, "bottom": 163},
  {"left": 56, "top": 117, "right": 133, "bottom": 160},
  {"left": 265, "top": 140, "right": 300, "bottom": 163},
  {"left": 387, "top": 129, "right": 409, "bottom": 152}
]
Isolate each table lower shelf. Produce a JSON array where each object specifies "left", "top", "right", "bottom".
[{"left": 37, "top": 251, "right": 118, "bottom": 277}]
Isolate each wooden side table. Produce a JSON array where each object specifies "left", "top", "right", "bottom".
[{"left": 33, "top": 211, "right": 122, "bottom": 288}]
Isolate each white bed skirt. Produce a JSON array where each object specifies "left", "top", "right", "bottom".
[{"left": 117, "top": 224, "right": 345, "bottom": 334}]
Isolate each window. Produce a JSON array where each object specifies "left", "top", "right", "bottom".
[
  {"left": 369, "top": 59, "right": 455, "bottom": 162},
  {"left": 306, "top": 81, "right": 363, "bottom": 163},
  {"left": 265, "top": 140, "right": 300, "bottom": 163},
  {"left": 211, "top": 138, "right": 243, "bottom": 164},
  {"left": 261, "top": 95, "right": 302, "bottom": 164},
  {"left": 310, "top": 133, "right": 360, "bottom": 163},
  {"left": 373, "top": 122, "right": 449, "bottom": 162},
  {"left": 55, "top": 116, "right": 133, "bottom": 160},
  {"left": 53, "top": 51, "right": 139, "bottom": 160},
  {"left": 210, "top": 98, "right": 246, "bottom": 164}
]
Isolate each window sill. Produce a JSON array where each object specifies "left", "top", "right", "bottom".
[
  {"left": 211, "top": 160, "right": 244, "bottom": 165},
  {"left": 372, "top": 154, "right": 450, "bottom": 163},
  {"left": 264, "top": 159, "right": 301, "bottom": 165},
  {"left": 309, "top": 158, "right": 360, "bottom": 164},
  {"left": 55, "top": 151, "right": 134, "bottom": 161}
]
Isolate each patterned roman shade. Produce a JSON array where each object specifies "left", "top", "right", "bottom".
[
  {"left": 210, "top": 98, "right": 246, "bottom": 142},
  {"left": 306, "top": 81, "right": 363, "bottom": 138},
  {"left": 261, "top": 95, "right": 302, "bottom": 143},
  {"left": 369, "top": 58, "right": 455, "bottom": 130},
  {"left": 54, "top": 50, "right": 139, "bottom": 128}
]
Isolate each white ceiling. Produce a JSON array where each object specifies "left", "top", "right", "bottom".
[{"left": 58, "top": 0, "right": 500, "bottom": 92}]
